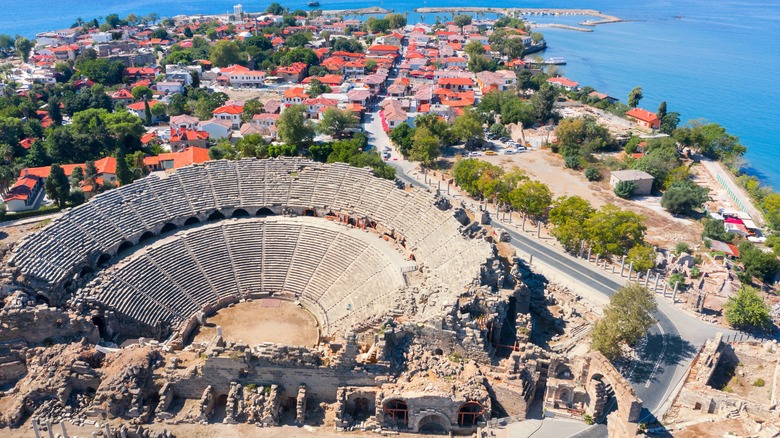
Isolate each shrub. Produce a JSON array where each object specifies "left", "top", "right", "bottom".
[
  {"left": 614, "top": 180, "right": 637, "bottom": 199},
  {"left": 583, "top": 414, "right": 594, "bottom": 425},
  {"left": 564, "top": 154, "right": 581, "bottom": 170},
  {"left": 675, "top": 242, "right": 691, "bottom": 255},
  {"left": 585, "top": 167, "right": 601, "bottom": 181},
  {"left": 754, "top": 378, "right": 765, "bottom": 387},
  {"left": 669, "top": 272, "right": 686, "bottom": 289}
]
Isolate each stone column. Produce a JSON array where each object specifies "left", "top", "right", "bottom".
[
  {"left": 654, "top": 273, "right": 661, "bottom": 292},
  {"left": 619, "top": 255, "right": 626, "bottom": 276},
  {"left": 586, "top": 247, "right": 592, "bottom": 262},
  {"left": 645, "top": 269, "right": 651, "bottom": 286},
  {"left": 60, "top": 422, "right": 69, "bottom": 438},
  {"left": 537, "top": 221, "right": 542, "bottom": 238},
  {"left": 627, "top": 261, "right": 634, "bottom": 281},
  {"left": 522, "top": 214, "right": 527, "bottom": 231},
  {"left": 579, "top": 240, "right": 586, "bottom": 258},
  {"left": 104, "top": 423, "right": 111, "bottom": 437},
  {"left": 529, "top": 254, "right": 534, "bottom": 265},
  {"left": 46, "top": 420, "right": 54, "bottom": 438},
  {"left": 662, "top": 283, "right": 668, "bottom": 296},
  {"left": 672, "top": 281, "right": 679, "bottom": 302},
  {"left": 32, "top": 420, "right": 41, "bottom": 438}
]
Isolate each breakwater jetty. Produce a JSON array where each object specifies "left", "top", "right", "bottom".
[
  {"left": 530, "top": 23, "right": 593, "bottom": 33},
  {"left": 320, "top": 6, "right": 390, "bottom": 16},
  {"left": 414, "top": 7, "right": 626, "bottom": 26}
]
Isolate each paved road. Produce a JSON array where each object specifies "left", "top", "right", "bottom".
[{"left": 363, "top": 109, "right": 743, "bottom": 434}]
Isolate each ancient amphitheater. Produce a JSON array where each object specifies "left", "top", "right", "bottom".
[{"left": 0, "top": 158, "right": 642, "bottom": 437}]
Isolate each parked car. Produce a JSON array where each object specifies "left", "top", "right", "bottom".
[
  {"left": 503, "top": 149, "right": 517, "bottom": 155},
  {"left": 498, "top": 137, "right": 510, "bottom": 143},
  {"left": 485, "top": 150, "right": 497, "bottom": 156},
  {"left": 468, "top": 151, "right": 482, "bottom": 157}
]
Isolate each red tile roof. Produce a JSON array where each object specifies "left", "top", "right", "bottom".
[
  {"left": 213, "top": 104, "right": 244, "bottom": 115},
  {"left": 626, "top": 108, "right": 660, "bottom": 124}
]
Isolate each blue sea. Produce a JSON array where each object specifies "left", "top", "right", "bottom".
[{"left": 2, "top": 1, "right": 779, "bottom": 189}]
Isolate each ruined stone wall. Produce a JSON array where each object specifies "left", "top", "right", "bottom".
[
  {"left": 171, "top": 356, "right": 377, "bottom": 402},
  {"left": 0, "top": 305, "right": 98, "bottom": 346},
  {"left": 584, "top": 352, "right": 642, "bottom": 438}
]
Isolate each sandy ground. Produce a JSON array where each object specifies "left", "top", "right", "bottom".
[
  {"left": 474, "top": 148, "right": 702, "bottom": 249},
  {"left": 191, "top": 299, "right": 319, "bottom": 347}
]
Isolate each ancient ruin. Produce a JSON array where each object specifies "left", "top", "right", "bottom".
[{"left": 0, "top": 158, "right": 641, "bottom": 436}]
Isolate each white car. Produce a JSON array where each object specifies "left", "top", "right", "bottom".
[
  {"left": 503, "top": 149, "right": 517, "bottom": 155},
  {"left": 468, "top": 151, "right": 482, "bottom": 157}
]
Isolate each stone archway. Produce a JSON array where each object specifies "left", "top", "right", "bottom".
[
  {"left": 416, "top": 411, "right": 450, "bottom": 434},
  {"left": 382, "top": 399, "right": 408, "bottom": 428},
  {"left": 457, "top": 401, "right": 485, "bottom": 427}
]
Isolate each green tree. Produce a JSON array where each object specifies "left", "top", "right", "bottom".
[
  {"left": 661, "top": 180, "right": 709, "bottom": 215},
  {"left": 453, "top": 14, "right": 473, "bottom": 28},
  {"left": 725, "top": 285, "right": 772, "bottom": 331},
  {"left": 591, "top": 283, "right": 657, "bottom": 361},
  {"left": 628, "top": 86, "right": 643, "bottom": 108},
  {"left": 657, "top": 101, "right": 667, "bottom": 121},
  {"left": 266, "top": 2, "right": 284, "bottom": 14},
  {"left": 627, "top": 244, "right": 656, "bottom": 272},
  {"left": 307, "top": 79, "right": 331, "bottom": 97},
  {"left": 660, "top": 112, "right": 680, "bottom": 135},
  {"left": 70, "top": 166, "right": 84, "bottom": 188},
  {"left": 151, "top": 103, "right": 166, "bottom": 118},
  {"left": 389, "top": 122, "right": 415, "bottom": 156},
  {"left": 14, "top": 36, "right": 33, "bottom": 62},
  {"left": 210, "top": 40, "right": 242, "bottom": 67},
  {"left": 762, "top": 193, "right": 780, "bottom": 230},
  {"left": 549, "top": 196, "right": 595, "bottom": 252},
  {"left": 277, "top": 104, "right": 313, "bottom": 146},
  {"left": 613, "top": 180, "right": 637, "bottom": 199},
  {"left": 69, "top": 188, "right": 86, "bottom": 206},
  {"left": 76, "top": 59, "right": 125, "bottom": 85},
  {"left": 47, "top": 97, "right": 63, "bottom": 126},
  {"left": 585, "top": 205, "right": 646, "bottom": 256},
  {"left": 45, "top": 163, "right": 70, "bottom": 207},
  {"left": 131, "top": 86, "right": 153, "bottom": 101},
  {"left": 451, "top": 108, "right": 484, "bottom": 147},
  {"left": 384, "top": 13, "right": 407, "bottom": 29},
  {"left": 409, "top": 126, "right": 440, "bottom": 167},
  {"left": 143, "top": 99, "right": 152, "bottom": 125},
  {"left": 241, "top": 99, "right": 263, "bottom": 123},
  {"left": 701, "top": 217, "right": 733, "bottom": 242},
  {"left": 184, "top": 27, "right": 193, "bottom": 38},
  {"left": 317, "top": 108, "right": 358, "bottom": 138},
  {"left": 509, "top": 180, "right": 552, "bottom": 221},
  {"left": 115, "top": 149, "right": 133, "bottom": 185},
  {"left": 464, "top": 40, "right": 486, "bottom": 57},
  {"left": 489, "top": 123, "right": 508, "bottom": 139},
  {"left": 738, "top": 242, "right": 780, "bottom": 284}
]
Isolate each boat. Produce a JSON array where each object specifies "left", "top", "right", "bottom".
[
  {"left": 307, "top": 1, "right": 320, "bottom": 6},
  {"left": 546, "top": 57, "right": 567, "bottom": 65}
]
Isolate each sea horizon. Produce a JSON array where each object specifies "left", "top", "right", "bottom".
[{"left": 1, "top": 0, "right": 779, "bottom": 190}]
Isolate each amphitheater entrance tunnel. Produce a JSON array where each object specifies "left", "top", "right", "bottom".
[
  {"left": 457, "top": 401, "right": 485, "bottom": 427},
  {"left": 416, "top": 412, "right": 450, "bottom": 435},
  {"left": 383, "top": 399, "right": 408, "bottom": 429}
]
